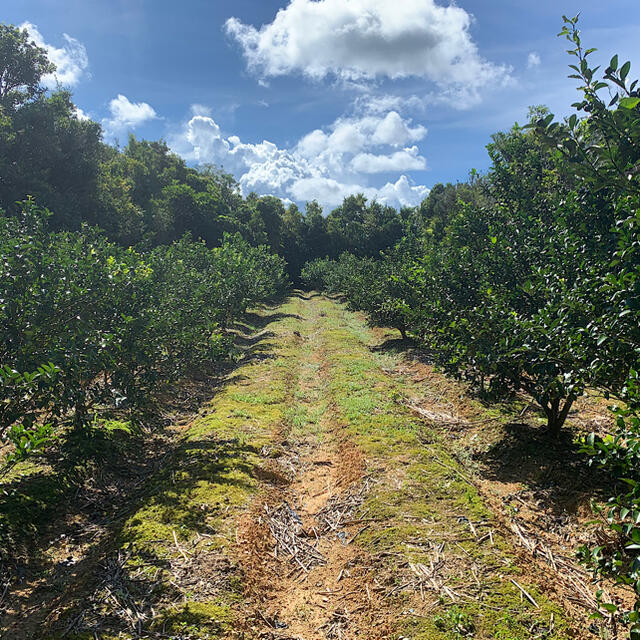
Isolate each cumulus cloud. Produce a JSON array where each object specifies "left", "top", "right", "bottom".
[
  {"left": 527, "top": 52, "right": 541, "bottom": 68},
  {"left": 74, "top": 106, "right": 90, "bottom": 121},
  {"left": 21, "top": 22, "right": 89, "bottom": 88},
  {"left": 185, "top": 115, "right": 230, "bottom": 162},
  {"left": 225, "top": 0, "right": 509, "bottom": 101},
  {"left": 351, "top": 147, "right": 426, "bottom": 173},
  {"left": 289, "top": 175, "right": 428, "bottom": 209},
  {"left": 377, "top": 175, "right": 430, "bottom": 206},
  {"left": 170, "top": 107, "right": 430, "bottom": 210},
  {"left": 296, "top": 111, "right": 426, "bottom": 158},
  {"left": 103, "top": 94, "right": 157, "bottom": 137}
]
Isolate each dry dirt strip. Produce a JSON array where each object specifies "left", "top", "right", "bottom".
[
  {"left": 7, "top": 294, "right": 601, "bottom": 639},
  {"left": 225, "top": 294, "right": 579, "bottom": 640}
]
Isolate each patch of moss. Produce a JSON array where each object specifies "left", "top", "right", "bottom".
[
  {"left": 106, "top": 301, "right": 309, "bottom": 631},
  {"left": 309, "top": 295, "right": 573, "bottom": 639},
  {"left": 152, "top": 601, "right": 233, "bottom": 636}
]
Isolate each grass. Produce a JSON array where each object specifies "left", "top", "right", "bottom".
[
  {"left": 97, "top": 303, "right": 307, "bottom": 636},
  {"left": 2, "top": 295, "right": 578, "bottom": 638},
  {"left": 1, "top": 302, "right": 308, "bottom": 639},
  {"left": 311, "top": 296, "right": 572, "bottom": 639}
]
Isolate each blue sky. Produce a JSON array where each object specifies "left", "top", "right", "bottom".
[{"left": 4, "top": 0, "right": 640, "bottom": 211}]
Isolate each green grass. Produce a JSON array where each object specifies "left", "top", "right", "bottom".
[
  {"left": 308, "top": 296, "right": 572, "bottom": 639},
  {"left": 3, "top": 295, "right": 576, "bottom": 638}
]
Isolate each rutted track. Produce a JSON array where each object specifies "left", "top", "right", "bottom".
[
  {"left": 2, "top": 293, "right": 583, "bottom": 639},
  {"left": 234, "top": 297, "right": 392, "bottom": 638},
  {"left": 226, "top": 294, "right": 576, "bottom": 639}
]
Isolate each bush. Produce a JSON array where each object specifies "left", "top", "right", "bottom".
[{"left": 0, "top": 201, "right": 287, "bottom": 467}]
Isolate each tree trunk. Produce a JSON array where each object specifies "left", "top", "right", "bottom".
[
  {"left": 542, "top": 394, "right": 576, "bottom": 437},
  {"left": 399, "top": 327, "right": 407, "bottom": 340}
]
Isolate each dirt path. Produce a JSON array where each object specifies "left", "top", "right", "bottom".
[
  {"left": 224, "top": 295, "right": 578, "bottom": 639},
  {"left": 234, "top": 296, "right": 394, "bottom": 639},
  {"left": 2, "top": 293, "right": 600, "bottom": 639}
]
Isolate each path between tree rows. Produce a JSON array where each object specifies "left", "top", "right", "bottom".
[{"left": 5, "top": 293, "right": 607, "bottom": 639}]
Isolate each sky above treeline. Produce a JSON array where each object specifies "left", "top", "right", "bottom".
[{"left": 4, "top": 0, "right": 640, "bottom": 211}]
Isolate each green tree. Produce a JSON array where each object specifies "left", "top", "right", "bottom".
[
  {"left": 0, "top": 91, "right": 103, "bottom": 227},
  {"left": 303, "top": 200, "right": 329, "bottom": 259},
  {"left": 0, "top": 23, "right": 54, "bottom": 111}
]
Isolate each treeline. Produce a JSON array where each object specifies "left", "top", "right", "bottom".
[
  {"left": 0, "top": 23, "right": 294, "bottom": 476},
  {"left": 1, "top": 201, "right": 287, "bottom": 471},
  {"left": 0, "top": 20, "right": 408, "bottom": 470},
  {"left": 0, "top": 89, "right": 404, "bottom": 279},
  {"left": 303, "top": 17, "right": 640, "bottom": 628},
  {"left": 4, "top": 15, "right": 640, "bottom": 628},
  {"left": 0, "top": 28, "right": 406, "bottom": 283}
]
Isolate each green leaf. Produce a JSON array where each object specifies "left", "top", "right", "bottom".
[
  {"left": 620, "top": 97, "right": 640, "bottom": 109},
  {"left": 610, "top": 55, "right": 619, "bottom": 71},
  {"left": 621, "top": 61, "right": 631, "bottom": 81}
]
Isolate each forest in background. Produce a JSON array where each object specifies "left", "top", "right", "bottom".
[
  {"left": 3, "top": 15, "right": 640, "bottom": 635},
  {"left": 0, "top": 20, "right": 409, "bottom": 282}
]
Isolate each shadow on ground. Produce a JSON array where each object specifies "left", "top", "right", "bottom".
[
  {"left": 369, "top": 332, "right": 618, "bottom": 520},
  {"left": 232, "top": 330, "right": 276, "bottom": 347},
  {"left": 370, "top": 336, "right": 420, "bottom": 354},
  {"left": 473, "top": 421, "right": 619, "bottom": 516},
  {"left": 234, "top": 311, "right": 301, "bottom": 333},
  {"left": 290, "top": 291, "right": 321, "bottom": 301},
  {"left": 0, "top": 309, "right": 287, "bottom": 639}
]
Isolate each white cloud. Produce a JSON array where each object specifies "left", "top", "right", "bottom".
[
  {"left": 103, "top": 94, "right": 157, "bottom": 136},
  {"left": 377, "top": 175, "right": 430, "bottom": 207},
  {"left": 351, "top": 147, "right": 426, "bottom": 173},
  {"left": 354, "top": 94, "right": 425, "bottom": 115},
  {"left": 170, "top": 106, "right": 430, "bottom": 210},
  {"left": 185, "top": 115, "right": 230, "bottom": 163},
  {"left": 372, "top": 111, "right": 426, "bottom": 146},
  {"left": 289, "top": 176, "right": 366, "bottom": 205},
  {"left": 225, "top": 0, "right": 509, "bottom": 101},
  {"left": 21, "top": 22, "right": 89, "bottom": 88},
  {"left": 74, "top": 106, "right": 90, "bottom": 121},
  {"left": 190, "top": 103, "right": 213, "bottom": 116},
  {"left": 527, "top": 52, "right": 541, "bottom": 69},
  {"left": 289, "top": 174, "right": 429, "bottom": 208},
  {"left": 296, "top": 111, "right": 426, "bottom": 159}
]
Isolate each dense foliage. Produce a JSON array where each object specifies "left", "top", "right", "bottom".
[
  {"left": 303, "top": 17, "right": 640, "bottom": 631},
  {"left": 0, "top": 200, "right": 286, "bottom": 473},
  {"left": 0, "top": 21, "right": 402, "bottom": 472},
  {"left": 5, "top": 16, "right": 640, "bottom": 632}
]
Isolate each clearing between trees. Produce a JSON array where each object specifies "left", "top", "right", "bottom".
[{"left": 1, "top": 293, "right": 626, "bottom": 639}]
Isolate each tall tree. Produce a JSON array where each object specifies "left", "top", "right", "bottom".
[{"left": 0, "top": 23, "right": 54, "bottom": 111}]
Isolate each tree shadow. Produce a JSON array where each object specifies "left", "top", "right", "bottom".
[
  {"left": 473, "top": 421, "right": 619, "bottom": 516},
  {"left": 0, "top": 319, "right": 282, "bottom": 638},
  {"left": 0, "top": 433, "right": 275, "bottom": 638},
  {"left": 233, "top": 330, "right": 276, "bottom": 347},
  {"left": 118, "top": 437, "right": 261, "bottom": 538},
  {"left": 290, "top": 291, "right": 321, "bottom": 300},
  {"left": 234, "top": 311, "right": 301, "bottom": 333},
  {"left": 367, "top": 332, "right": 438, "bottom": 365},
  {"left": 370, "top": 336, "right": 420, "bottom": 354}
]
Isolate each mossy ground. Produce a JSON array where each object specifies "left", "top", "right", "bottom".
[
  {"left": 311, "top": 296, "right": 571, "bottom": 639},
  {"left": 75, "top": 303, "right": 307, "bottom": 638},
  {"left": 2, "top": 294, "right": 578, "bottom": 638}
]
